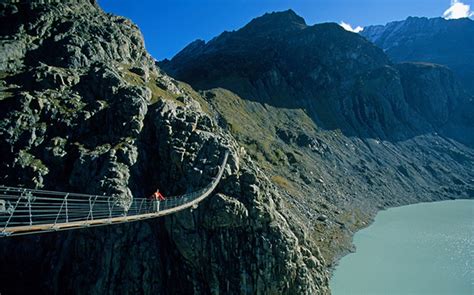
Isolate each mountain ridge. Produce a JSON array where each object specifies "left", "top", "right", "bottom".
[
  {"left": 361, "top": 16, "right": 474, "bottom": 94},
  {"left": 161, "top": 11, "right": 473, "bottom": 145}
]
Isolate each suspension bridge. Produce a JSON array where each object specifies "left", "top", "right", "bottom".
[{"left": 0, "top": 151, "right": 229, "bottom": 237}]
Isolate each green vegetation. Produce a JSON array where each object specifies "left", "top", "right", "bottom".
[
  {"left": 0, "top": 90, "right": 13, "bottom": 101},
  {"left": 120, "top": 64, "right": 181, "bottom": 104},
  {"left": 205, "top": 88, "right": 277, "bottom": 164},
  {"left": 45, "top": 92, "right": 86, "bottom": 117},
  {"left": 205, "top": 87, "right": 317, "bottom": 169},
  {"left": 271, "top": 175, "right": 292, "bottom": 190},
  {"left": 313, "top": 207, "right": 371, "bottom": 263},
  {"left": 178, "top": 82, "right": 212, "bottom": 115},
  {"left": 17, "top": 149, "right": 49, "bottom": 175},
  {"left": 0, "top": 71, "right": 14, "bottom": 101}
]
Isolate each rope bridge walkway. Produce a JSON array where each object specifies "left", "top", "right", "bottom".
[{"left": 0, "top": 151, "right": 229, "bottom": 237}]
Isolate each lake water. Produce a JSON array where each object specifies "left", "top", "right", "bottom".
[{"left": 330, "top": 200, "right": 474, "bottom": 295}]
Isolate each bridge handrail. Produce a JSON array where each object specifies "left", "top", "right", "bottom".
[{"left": 0, "top": 151, "right": 229, "bottom": 237}]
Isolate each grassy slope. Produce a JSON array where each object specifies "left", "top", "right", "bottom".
[
  {"left": 203, "top": 88, "right": 370, "bottom": 263},
  {"left": 200, "top": 86, "right": 474, "bottom": 267}
]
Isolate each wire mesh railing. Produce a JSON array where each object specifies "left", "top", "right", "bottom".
[{"left": 0, "top": 151, "right": 229, "bottom": 237}]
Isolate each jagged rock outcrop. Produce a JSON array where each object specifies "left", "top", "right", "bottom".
[
  {"left": 361, "top": 16, "right": 474, "bottom": 94},
  {"left": 0, "top": 2, "right": 329, "bottom": 295}
]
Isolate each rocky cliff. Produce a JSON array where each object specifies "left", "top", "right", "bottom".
[
  {"left": 0, "top": 2, "right": 329, "bottom": 294},
  {"left": 361, "top": 16, "right": 474, "bottom": 94},
  {"left": 162, "top": 9, "right": 474, "bottom": 265}
]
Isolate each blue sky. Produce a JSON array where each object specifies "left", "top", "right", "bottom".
[{"left": 98, "top": 0, "right": 473, "bottom": 60}]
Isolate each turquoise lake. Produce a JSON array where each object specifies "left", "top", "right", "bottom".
[{"left": 330, "top": 200, "right": 474, "bottom": 295}]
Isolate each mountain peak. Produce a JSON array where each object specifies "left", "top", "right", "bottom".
[{"left": 239, "top": 9, "right": 307, "bottom": 35}]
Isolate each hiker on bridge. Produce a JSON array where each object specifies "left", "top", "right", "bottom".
[
  {"left": 150, "top": 189, "right": 165, "bottom": 201},
  {"left": 149, "top": 189, "right": 165, "bottom": 212}
]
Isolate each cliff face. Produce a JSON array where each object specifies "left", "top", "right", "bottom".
[
  {"left": 162, "top": 10, "right": 474, "bottom": 265},
  {"left": 361, "top": 17, "right": 474, "bottom": 94},
  {"left": 0, "top": 2, "right": 329, "bottom": 295}
]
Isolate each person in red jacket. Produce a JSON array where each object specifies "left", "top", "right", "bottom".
[
  {"left": 150, "top": 189, "right": 165, "bottom": 201},
  {"left": 149, "top": 189, "right": 165, "bottom": 212}
]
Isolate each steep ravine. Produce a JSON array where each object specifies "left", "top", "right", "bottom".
[{"left": 0, "top": 1, "right": 329, "bottom": 294}]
